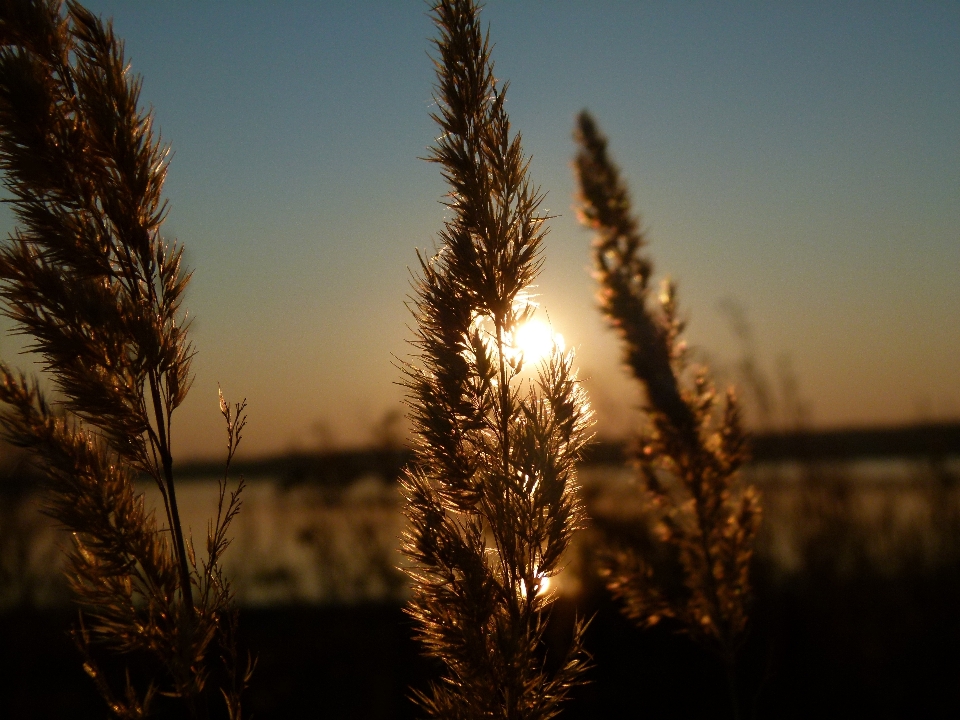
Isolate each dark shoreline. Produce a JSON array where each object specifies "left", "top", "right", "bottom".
[{"left": 4, "top": 567, "right": 959, "bottom": 720}]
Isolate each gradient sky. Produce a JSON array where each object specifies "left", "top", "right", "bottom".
[{"left": 1, "top": 1, "right": 957, "bottom": 459}]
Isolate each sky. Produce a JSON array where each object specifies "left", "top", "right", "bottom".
[{"left": 1, "top": 1, "right": 958, "bottom": 460}]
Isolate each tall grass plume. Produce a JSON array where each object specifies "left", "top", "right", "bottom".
[
  {"left": 573, "top": 110, "right": 761, "bottom": 714},
  {"left": 0, "top": 1, "right": 250, "bottom": 716},
  {"left": 401, "top": 2, "right": 592, "bottom": 717}
]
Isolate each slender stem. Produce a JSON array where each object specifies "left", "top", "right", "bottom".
[
  {"left": 687, "top": 457, "right": 740, "bottom": 720},
  {"left": 496, "top": 319, "right": 511, "bottom": 473},
  {"left": 724, "top": 650, "right": 742, "bottom": 720},
  {"left": 149, "top": 370, "right": 194, "bottom": 613},
  {"left": 144, "top": 418, "right": 176, "bottom": 545},
  {"left": 495, "top": 318, "right": 515, "bottom": 589},
  {"left": 691, "top": 478, "right": 724, "bottom": 628}
]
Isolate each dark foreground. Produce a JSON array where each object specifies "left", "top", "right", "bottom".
[{"left": 3, "top": 566, "right": 959, "bottom": 720}]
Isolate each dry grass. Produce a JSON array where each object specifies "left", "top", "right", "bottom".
[
  {"left": 0, "top": 1, "right": 249, "bottom": 716},
  {"left": 573, "top": 110, "right": 762, "bottom": 717},
  {"left": 400, "top": 2, "right": 592, "bottom": 718}
]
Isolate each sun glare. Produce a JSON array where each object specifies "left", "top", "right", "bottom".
[
  {"left": 513, "top": 319, "right": 564, "bottom": 364},
  {"left": 519, "top": 575, "right": 551, "bottom": 599}
]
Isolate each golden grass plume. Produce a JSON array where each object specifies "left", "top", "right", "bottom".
[
  {"left": 0, "top": 1, "right": 251, "bottom": 716},
  {"left": 401, "top": 3, "right": 592, "bottom": 718}
]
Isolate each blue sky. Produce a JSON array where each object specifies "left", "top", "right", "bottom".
[{"left": 1, "top": 1, "right": 957, "bottom": 458}]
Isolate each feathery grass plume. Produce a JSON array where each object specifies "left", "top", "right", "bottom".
[
  {"left": 402, "top": 2, "right": 592, "bottom": 717},
  {"left": 573, "top": 110, "right": 761, "bottom": 713},
  {"left": 0, "top": 1, "right": 250, "bottom": 716}
]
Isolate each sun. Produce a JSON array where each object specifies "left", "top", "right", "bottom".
[{"left": 512, "top": 318, "right": 564, "bottom": 364}]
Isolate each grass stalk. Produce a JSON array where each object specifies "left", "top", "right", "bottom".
[
  {"left": 0, "top": 1, "right": 249, "bottom": 715},
  {"left": 573, "top": 110, "right": 761, "bottom": 717},
  {"left": 401, "top": 2, "right": 592, "bottom": 717}
]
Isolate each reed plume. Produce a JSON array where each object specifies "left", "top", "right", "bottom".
[
  {"left": 401, "top": 2, "right": 591, "bottom": 717},
  {"left": 573, "top": 110, "right": 761, "bottom": 714},
  {"left": 0, "top": 1, "right": 250, "bottom": 716}
]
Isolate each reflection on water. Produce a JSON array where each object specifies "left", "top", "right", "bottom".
[{"left": 1, "top": 457, "right": 958, "bottom": 608}]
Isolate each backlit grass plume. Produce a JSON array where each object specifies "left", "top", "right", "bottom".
[
  {"left": 0, "top": 1, "right": 250, "bottom": 716},
  {"left": 573, "top": 111, "right": 761, "bottom": 711},
  {"left": 401, "top": 2, "right": 591, "bottom": 718}
]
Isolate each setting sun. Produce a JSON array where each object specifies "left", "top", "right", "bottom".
[{"left": 513, "top": 319, "right": 564, "bottom": 365}]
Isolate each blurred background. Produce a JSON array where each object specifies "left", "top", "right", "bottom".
[{"left": 1, "top": 1, "right": 959, "bottom": 718}]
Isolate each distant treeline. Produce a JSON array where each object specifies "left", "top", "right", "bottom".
[{"left": 169, "top": 421, "right": 960, "bottom": 488}]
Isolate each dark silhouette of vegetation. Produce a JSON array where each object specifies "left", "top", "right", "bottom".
[
  {"left": 0, "top": 1, "right": 249, "bottom": 716},
  {"left": 400, "top": 2, "right": 591, "bottom": 718},
  {"left": 573, "top": 110, "right": 761, "bottom": 717}
]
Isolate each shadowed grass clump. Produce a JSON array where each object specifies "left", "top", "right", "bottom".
[
  {"left": 573, "top": 110, "right": 761, "bottom": 715},
  {"left": 401, "top": 2, "right": 592, "bottom": 718},
  {"left": 0, "top": 1, "right": 249, "bottom": 716}
]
